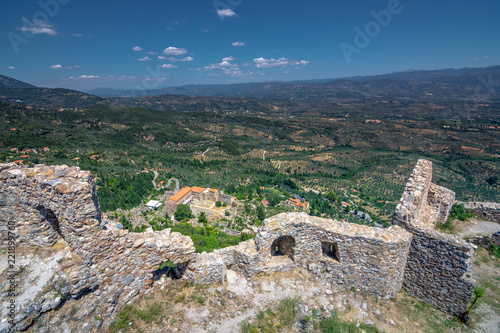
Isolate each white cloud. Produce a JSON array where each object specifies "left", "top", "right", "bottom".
[
  {"left": 132, "top": 46, "right": 144, "bottom": 51},
  {"left": 253, "top": 57, "right": 290, "bottom": 68},
  {"left": 68, "top": 75, "right": 137, "bottom": 81},
  {"left": 138, "top": 56, "right": 152, "bottom": 61},
  {"left": 159, "top": 56, "right": 194, "bottom": 62},
  {"left": 147, "top": 51, "right": 156, "bottom": 55},
  {"left": 50, "top": 64, "right": 80, "bottom": 70},
  {"left": 217, "top": 9, "right": 238, "bottom": 19},
  {"left": 474, "top": 58, "right": 479, "bottom": 61},
  {"left": 163, "top": 47, "right": 188, "bottom": 55},
  {"left": 70, "top": 75, "right": 99, "bottom": 79},
  {"left": 160, "top": 64, "right": 178, "bottom": 69},
  {"left": 19, "top": 20, "right": 57, "bottom": 36},
  {"left": 202, "top": 29, "right": 209, "bottom": 33},
  {"left": 8, "top": 66, "right": 15, "bottom": 70},
  {"left": 291, "top": 60, "right": 309, "bottom": 66},
  {"left": 201, "top": 57, "right": 251, "bottom": 77},
  {"left": 73, "top": 33, "right": 90, "bottom": 38},
  {"left": 232, "top": 41, "right": 246, "bottom": 47},
  {"left": 174, "top": 56, "right": 194, "bottom": 62}
]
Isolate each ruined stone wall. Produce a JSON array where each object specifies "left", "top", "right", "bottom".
[
  {"left": 0, "top": 163, "right": 196, "bottom": 331},
  {"left": 464, "top": 202, "right": 500, "bottom": 223},
  {"left": 393, "top": 159, "right": 475, "bottom": 317},
  {"left": 251, "top": 213, "right": 412, "bottom": 298},
  {"left": 219, "top": 193, "right": 233, "bottom": 205},
  {"left": 428, "top": 183, "right": 455, "bottom": 224}
]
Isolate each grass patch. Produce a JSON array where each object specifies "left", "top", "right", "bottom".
[
  {"left": 241, "top": 297, "right": 299, "bottom": 333},
  {"left": 320, "top": 314, "right": 380, "bottom": 333},
  {"left": 135, "top": 302, "right": 162, "bottom": 324},
  {"left": 109, "top": 304, "right": 134, "bottom": 333}
]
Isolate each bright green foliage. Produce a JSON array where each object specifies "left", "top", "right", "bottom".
[
  {"left": 170, "top": 222, "right": 253, "bottom": 253},
  {"left": 174, "top": 204, "right": 193, "bottom": 221},
  {"left": 490, "top": 243, "right": 500, "bottom": 257},
  {"left": 198, "top": 212, "right": 208, "bottom": 224},
  {"left": 257, "top": 205, "right": 266, "bottom": 222},
  {"left": 119, "top": 215, "right": 132, "bottom": 231},
  {"left": 97, "top": 172, "right": 154, "bottom": 212},
  {"left": 448, "top": 203, "right": 474, "bottom": 221}
]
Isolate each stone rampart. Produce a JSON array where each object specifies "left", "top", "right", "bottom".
[
  {"left": 463, "top": 202, "right": 500, "bottom": 223},
  {"left": 392, "top": 159, "right": 475, "bottom": 317}
]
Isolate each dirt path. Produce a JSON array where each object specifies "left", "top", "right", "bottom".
[{"left": 456, "top": 217, "right": 500, "bottom": 239}]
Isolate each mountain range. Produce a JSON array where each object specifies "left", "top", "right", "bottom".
[{"left": 0, "top": 65, "right": 499, "bottom": 109}]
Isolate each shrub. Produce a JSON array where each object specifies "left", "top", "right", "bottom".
[
  {"left": 448, "top": 204, "right": 473, "bottom": 221},
  {"left": 489, "top": 243, "right": 500, "bottom": 257},
  {"left": 174, "top": 204, "right": 193, "bottom": 221}
]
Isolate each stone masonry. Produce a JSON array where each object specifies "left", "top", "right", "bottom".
[
  {"left": 0, "top": 159, "right": 481, "bottom": 331},
  {"left": 0, "top": 163, "right": 196, "bottom": 331},
  {"left": 463, "top": 202, "right": 500, "bottom": 223},
  {"left": 392, "top": 159, "right": 475, "bottom": 318}
]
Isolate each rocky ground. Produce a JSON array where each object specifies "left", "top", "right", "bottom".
[
  {"left": 3, "top": 219, "right": 499, "bottom": 333},
  {"left": 15, "top": 253, "right": 498, "bottom": 333}
]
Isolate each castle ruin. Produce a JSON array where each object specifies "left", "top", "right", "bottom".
[{"left": 0, "top": 159, "right": 477, "bottom": 331}]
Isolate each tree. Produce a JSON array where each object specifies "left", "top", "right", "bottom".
[
  {"left": 174, "top": 204, "right": 193, "bottom": 221},
  {"left": 198, "top": 212, "right": 208, "bottom": 224},
  {"left": 215, "top": 201, "right": 222, "bottom": 207},
  {"left": 257, "top": 205, "right": 266, "bottom": 222}
]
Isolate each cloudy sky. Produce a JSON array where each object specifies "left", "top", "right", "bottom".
[{"left": 1, "top": 0, "right": 499, "bottom": 90}]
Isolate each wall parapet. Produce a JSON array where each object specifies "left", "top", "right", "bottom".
[
  {"left": 392, "top": 159, "right": 475, "bottom": 317},
  {"left": 463, "top": 202, "right": 500, "bottom": 223}
]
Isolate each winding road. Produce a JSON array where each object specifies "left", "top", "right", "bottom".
[{"left": 151, "top": 171, "right": 179, "bottom": 193}]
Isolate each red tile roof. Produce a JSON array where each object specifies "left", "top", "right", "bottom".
[
  {"left": 168, "top": 187, "right": 192, "bottom": 203},
  {"left": 192, "top": 186, "right": 206, "bottom": 193}
]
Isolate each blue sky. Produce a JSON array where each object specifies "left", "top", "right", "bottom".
[{"left": 1, "top": 0, "right": 499, "bottom": 91}]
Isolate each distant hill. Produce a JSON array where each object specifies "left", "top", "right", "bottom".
[
  {"left": 0, "top": 87, "right": 105, "bottom": 109},
  {"left": 88, "top": 65, "right": 500, "bottom": 102},
  {"left": 0, "top": 74, "right": 36, "bottom": 89}
]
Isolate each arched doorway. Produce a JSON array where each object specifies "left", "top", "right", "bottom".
[{"left": 270, "top": 236, "right": 296, "bottom": 261}]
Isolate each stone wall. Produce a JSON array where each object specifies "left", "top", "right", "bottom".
[
  {"left": 189, "top": 213, "right": 412, "bottom": 299},
  {"left": 0, "top": 160, "right": 483, "bottom": 330},
  {"left": 471, "top": 231, "right": 500, "bottom": 249},
  {"left": 463, "top": 202, "right": 500, "bottom": 223},
  {"left": 0, "top": 163, "right": 196, "bottom": 331},
  {"left": 428, "top": 183, "right": 455, "bottom": 224},
  {"left": 252, "top": 213, "right": 412, "bottom": 298},
  {"left": 219, "top": 193, "right": 234, "bottom": 205},
  {"left": 392, "top": 159, "right": 475, "bottom": 317}
]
